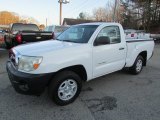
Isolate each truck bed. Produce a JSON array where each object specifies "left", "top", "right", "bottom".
[
  {"left": 125, "top": 39, "right": 154, "bottom": 67},
  {"left": 126, "top": 38, "right": 153, "bottom": 42}
]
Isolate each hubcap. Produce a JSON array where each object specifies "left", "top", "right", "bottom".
[
  {"left": 136, "top": 59, "right": 143, "bottom": 72},
  {"left": 58, "top": 79, "right": 77, "bottom": 101}
]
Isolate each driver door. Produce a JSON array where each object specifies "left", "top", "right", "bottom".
[{"left": 92, "top": 26, "right": 126, "bottom": 78}]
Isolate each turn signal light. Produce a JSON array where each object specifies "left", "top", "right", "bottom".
[{"left": 33, "top": 63, "right": 40, "bottom": 70}]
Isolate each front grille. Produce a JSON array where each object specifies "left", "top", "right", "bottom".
[{"left": 9, "top": 49, "right": 18, "bottom": 67}]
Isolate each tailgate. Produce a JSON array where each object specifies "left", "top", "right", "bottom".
[{"left": 21, "top": 31, "right": 53, "bottom": 42}]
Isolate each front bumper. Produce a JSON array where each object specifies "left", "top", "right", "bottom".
[{"left": 6, "top": 61, "right": 53, "bottom": 95}]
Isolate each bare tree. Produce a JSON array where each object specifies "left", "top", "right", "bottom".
[
  {"left": 92, "top": 1, "right": 124, "bottom": 23},
  {"left": 93, "top": 7, "right": 110, "bottom": 21},
  {"left": 0, "top": 11, "right": 19, "bottom": 25},
  {"left": 0, "top": 11, "right": 39, "bottom": 25},
  {"left": 77, "top": 12, "right": 92, "bottom": 20},
  {"left": 122, "top": 0, "right": 160, "bottom": 32},
  {"left": 39, "top": 24, "right": 45, "bottom": 31},
  {"left": 20, "top": 16, "right": 39, "bottom": 24}
]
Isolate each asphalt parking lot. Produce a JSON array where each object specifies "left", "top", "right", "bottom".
[{"left": 0, "top": 45, "right": 160, "bottom": 120}]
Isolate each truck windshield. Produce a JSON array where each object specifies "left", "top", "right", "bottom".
[
  {"left": 12, "top": 24, "right": 39, "bottom": 31},
  {"left": 57, "top": 25, "right": 98, "bottom": 43},
  {"left": 55, "top": 26, "right": 69, "bottom": 33}
]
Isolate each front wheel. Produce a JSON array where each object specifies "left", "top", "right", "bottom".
[
  {"left": 48, "top": 71, "right": 82, "bottom": 106},
  {"left": 129, "top": 55, "right": 144, "bottom": 75}
]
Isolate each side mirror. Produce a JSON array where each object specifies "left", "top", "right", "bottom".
[{"left": 94, "top": 36, "right": 110, "bottom": 46}]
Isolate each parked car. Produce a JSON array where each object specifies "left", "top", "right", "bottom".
[
  {"left": 7, "top": 23, "right": 154, "bottom": 106},
  {"left": 151, "top": 34, "right": 160, "bottom": 42},
  {"left": 44, "top": 25, "right": 69, "bottom": 38},
  {"left": 0, "top": 30, "right": 6, "bottom": 34},
  {"left": 4, "top": 23, "right": 53, "bottom": 49},
  {"left": 0, "top": 30, "right": 5, "bottom": 47}
]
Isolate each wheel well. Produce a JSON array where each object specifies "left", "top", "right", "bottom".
[
  {"left": 139, "top": 51, "right": 147, "bottom": 66},
  {"left": 56, "top": 65, "right": 87, "bottom": 82}
]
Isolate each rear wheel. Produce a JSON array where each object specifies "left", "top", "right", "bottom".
[
  {"left": 4, "top": 36, "right": 11, "bottom": 49},
  {"left": 48, "top": 71, "right": 82, "bottom": 106},
  {"left": 129, "top": 55, "right": 144, "bottom": 75}
]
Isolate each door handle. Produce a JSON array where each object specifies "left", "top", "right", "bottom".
[{"left": 119, "top": 47, "right": 125, "bottom": 50}]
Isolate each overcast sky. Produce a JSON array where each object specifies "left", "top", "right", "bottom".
[{"left": 0, "top": 0, "right": 112, "bottom": 25}]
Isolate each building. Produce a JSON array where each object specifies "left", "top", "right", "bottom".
[{"left": 62, "top": 18, "right": 99, "bottom": 26}]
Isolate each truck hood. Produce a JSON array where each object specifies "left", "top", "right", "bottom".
[{"left": 14, "top": 40, "right": 83, "bottom": 56}]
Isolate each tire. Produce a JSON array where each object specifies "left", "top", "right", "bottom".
[
  {"left": 4, "top": 36, "right": 11, "bottom": 49},
  {"left": 129, "top": 55, "right": 144, "bottom": 75},
  {"left": 11, "top": 40, "right": 16, "bottom": 48},
  {"left": 48, "top": 71, "right": 82, "bottom": 106}
]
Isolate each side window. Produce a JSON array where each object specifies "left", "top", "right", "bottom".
[{"left": 95, "top": 26, "right": 121, "bottom": 45}]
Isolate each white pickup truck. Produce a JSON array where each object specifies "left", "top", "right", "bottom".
[{"left": 6, "top": 23, "right": 154, "bottom": 106}]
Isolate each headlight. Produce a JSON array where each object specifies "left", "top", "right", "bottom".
[{"left": 18, "top": 56, "right": 43, "bottom": 72}]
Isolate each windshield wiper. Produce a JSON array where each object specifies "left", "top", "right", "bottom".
[{"left": 62, "top": 40, "right": 78, "bottom": 43}]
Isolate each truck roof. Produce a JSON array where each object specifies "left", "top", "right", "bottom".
[{"left": 76, "top": 22, "right": 121, "bottom": 26}]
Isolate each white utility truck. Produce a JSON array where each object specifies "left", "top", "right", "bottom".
[{"left": 7, "top": 23, "right": 154, "bottom": 106}]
